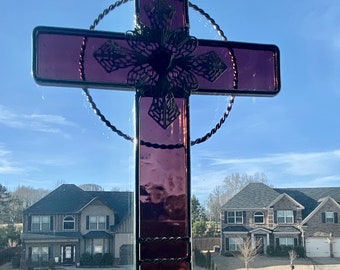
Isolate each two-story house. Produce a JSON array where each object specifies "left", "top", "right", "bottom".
[
  {"left": 221, "top": 182, "right": 340, "bottom": 258},
  {"left": 21, "top": 184, "right": 133, "bottom": 266}
]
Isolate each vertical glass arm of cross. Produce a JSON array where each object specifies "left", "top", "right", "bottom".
[{"left": 135, "top": 0, "right": 192, "bottom": 269}]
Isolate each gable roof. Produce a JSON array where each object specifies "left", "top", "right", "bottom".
[
  {"left": 89, "top": 190, "right": 133, "bottom": 222},
  {"left": 274, "top": 187, "right": 340, "bottom": 218},
  {"left": 300, "top": 196, "right": 340, "bottom": 226},
  {"left": 268, "top": 193, "right": 305, "bottom": 209},
  {"left": 221, "top": 182, "right": 280, "bottom": 209},
  {"left": 23, "top": 184, "right": 133, "bottom": 222}
]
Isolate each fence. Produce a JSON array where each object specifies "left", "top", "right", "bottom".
[{"left": 193, "top": 237, "right": 220, "bottom": 252}]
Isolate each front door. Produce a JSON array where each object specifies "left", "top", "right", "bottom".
[
  {"left": 62, "top": 245, "right": 74, "bottom": 264},
  {"left": 255, "top": 236, "right": 264, "bottom": 254}
]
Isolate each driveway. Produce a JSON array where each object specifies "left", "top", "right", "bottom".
[
  {"left": 210, "top": 254, "right": 314, "bottom": 270},
  {"left": 312, "top": 257, "right": 340, "bottom": 270}
]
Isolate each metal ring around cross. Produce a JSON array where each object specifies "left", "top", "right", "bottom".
[{"left": 81, "top": 0, "right": 236, "bottom": 149}]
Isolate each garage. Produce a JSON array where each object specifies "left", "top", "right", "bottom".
[
  {"left": 332, "top": 238, "right": 340, "bottom": 258},
  {"left": 305, "top": 237, "right": 330, "bottom": 257}
]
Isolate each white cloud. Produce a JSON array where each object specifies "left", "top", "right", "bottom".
[
  {"left": 0, "top": 145, "right": 24, "bottom": 174},
  {"left": 0, "top": 105, "right": 74, "bottom": 135},
  {"left": 206, "top": 150, "right": 340, "bottom": 177}
]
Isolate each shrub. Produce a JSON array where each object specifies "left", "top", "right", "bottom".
[
  {"left": 93, "top": 253, "right": 103, "bottom": 266},
  {"left": 294, "top": 246, "right": 305, "bottom": 258},
  {"left": 80, "top": 252, "right": 93, "bottom": 266},
  {"left": 102, "top": 253, "right": 113, "bottom": 266},
  {"left": 266, "top": 245, "right": 275, "bottom": 256},
  {"left": 11, "top": 256, "right": 20, "bottom": 269}
]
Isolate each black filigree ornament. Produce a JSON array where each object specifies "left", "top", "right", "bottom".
[{"left": 94, "top": 0, "right": 227, "bottom": 128}]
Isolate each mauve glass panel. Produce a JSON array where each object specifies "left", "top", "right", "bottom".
[
  {"left": 138, "top": 97, "right": 190, "bottom": 269},
  {"left": 33, "top": 27, "right": 280, "bottom": 96}
]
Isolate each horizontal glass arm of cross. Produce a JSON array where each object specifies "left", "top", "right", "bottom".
[{"left": 33, "top": 26, "right": 280, "bottom": 96}]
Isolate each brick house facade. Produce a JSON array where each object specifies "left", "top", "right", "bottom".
[{"left": 221, "top": 182, "right": 340, "bottom": 257}]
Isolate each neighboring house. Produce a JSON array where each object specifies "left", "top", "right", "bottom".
[
  {"left": 221, "top": 182, "right": 340, "bottom": 258},
  {"left": 21, "top": 184, "right": 133, "bottom": 265}
]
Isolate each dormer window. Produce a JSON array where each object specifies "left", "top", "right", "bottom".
[
  {"left": 63, "top": 216, "right": 75, "bottom": 230},
  {"left": 254, "top": 211, "right": 264, "bottom": 224}
]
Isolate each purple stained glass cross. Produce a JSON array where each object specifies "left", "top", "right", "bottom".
[{"left": 32, "top": 0, "right": 280, "bottom": 269}]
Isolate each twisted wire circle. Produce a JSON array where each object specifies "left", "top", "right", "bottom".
[{"left": 82, "top": 0, "right": 236, "bottom": 148}]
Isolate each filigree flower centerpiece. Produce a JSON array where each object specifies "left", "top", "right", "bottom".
[{"left": 94, "top": 0, "right": 227, "bottom": 129}]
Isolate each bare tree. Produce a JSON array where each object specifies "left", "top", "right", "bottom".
[
  {"left": 206, "top": 172, "right": 269, "bottom": 222},
  {"left": 12, "top": 186, "right": 50, "bottom": 209},
  {"left": 79, "top": 183, "right": 104, "bottom": 191},
  {"left": 238, "top": 237, "right": 262, "bottom": 270},
  {"left": 288, "top": 249, "right": 297, "bottom": 269}
]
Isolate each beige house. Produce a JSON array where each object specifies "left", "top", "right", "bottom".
[
  {"left": 21, "top": 184, "right": 133, "bottom": 266},
  {"left": 221, "top": 182, "right": 340, "bottom": 257}
]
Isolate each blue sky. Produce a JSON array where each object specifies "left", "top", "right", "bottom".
[{"left": 1, "top": 0, "right": 340, "bottom": 203}]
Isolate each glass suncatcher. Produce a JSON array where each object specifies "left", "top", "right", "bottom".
[{"left": 32, "top": 0, "right": 280, "bottom": 269}]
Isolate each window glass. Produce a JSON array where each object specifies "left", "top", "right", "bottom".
[
  {"left": 31, "top": 216, "right": 40, "bottom": 231},
  {"left": 279, "top": 238, "right": 294, "bottom": 247},
  {"left": 229, "top": 237, "right": 243, "bottom": 251},
  {"left": 277, "top": 210, "right": 293, "bottom": 223},
  {"left": 325, "top": 212, "right": 334, "bottom": 223},
  {"left": 98, "top": 216, "right": 106, "bottom": 229},
  {"left": 32, "top": 247, "right": 49, "bottom": 262},
  {"left": 64, "top": 216, "right": 75, "bottom": 230},
  {"left": 227, "top": 211, "right": 243, "bottom": 224},
  {"left": 89, "top": 216, "right": 97, "bottom": 230},
  {"left": 254, "top": 211, "right": 264, "bottom": 223},
  {"left": 32, "top": 216, "right": 50, "bottom": 231}
]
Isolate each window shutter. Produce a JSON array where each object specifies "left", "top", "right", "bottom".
[
  {"left": 334, "top": 212, "right": 338, "bottom": 223},
  {"left": 106, "top": 215, "right": 110, "bottom": 230},
  {"left": 86, "top": 216, "right": 89, "bottom": 230},
  {"left": 28, "top": 216, "right": 32, "bottom": 232},
  {"left": 294, "top": 238, "right": 298, "bottom": 246},
  {"left": 243, "top": 211, "right": 246, "bottom": 224},
  {"left": 28, "top": 247, "right": 32, "bottom": 260},
  {"left": 50, "top": 216, "right": 54, "bottom": 230},
  {"left": 274, "top": 211, "right": 277, "bottom": 223},
  {"left": 276, "top": 238, "right": 279, "bottom": 247},
  {"left": 224, "top": 211, "right": 228, "bottom": 223},
  {"left": 293, "top": 210, "right": 297, "bottom": 223},
  {"left": 225, "top": 238, "right": 229, "bottom": 251},
  {"left": 321, "top": 212, "right": 326, "bottom": 223},
  {"left": 49, "top": 246, "right": 52, "bottom": 259}
]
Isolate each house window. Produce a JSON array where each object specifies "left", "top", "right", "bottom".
[
  {"left": 326, "top": 212, "right": 334, "bottom": 222},
  {"left": 229, "top": 237, "right": 243, "bottom": 251},
  {"left": 32, "top": 247, "right": 49, "bottom": 262},
  {"left": 227, "top": 211, "right": 243, "bottom": 224},
  {"left": 254, "top": 211, "right": 264, "bottom": 224},
  {"left": 63, "top": 216, "right": 75, "bottom": 230},
  {"left": 277, "top": 210, "right": 293, "bottom": 223},
  {"left": 278, "top": 238, "right": 295, "bottom": 247},
  {"left": 322, "top": 211, "right": 338, "bottom": 223},
  {"left": 31, "top": 215, "right": 50, "bottom": 231},
  {"left": 89, "top": 216, "right": 106, "bottom": 230}
]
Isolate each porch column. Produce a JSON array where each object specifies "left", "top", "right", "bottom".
[{"left": 266, "top": 234, "right": 270, "bottom": 255}]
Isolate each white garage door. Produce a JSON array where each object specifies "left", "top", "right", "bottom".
[
  {"left": 333, "top": 238, "right": 340, "bottom": 258},
  {"left": 306, "top": 237, "right": 330, "bottom": 257}
]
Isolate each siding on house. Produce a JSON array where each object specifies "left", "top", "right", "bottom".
[{"left": 21, "top": 184, "right": 133, "bottom": 265}]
